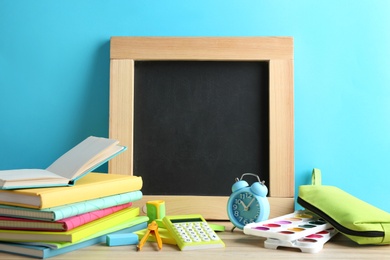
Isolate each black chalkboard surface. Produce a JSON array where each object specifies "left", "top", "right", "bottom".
[{"left": 133, "top": 61, "right": 269, "bottom": 196}]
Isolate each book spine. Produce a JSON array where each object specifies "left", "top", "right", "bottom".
[
  {"left": 53, "top": 190, "right": 142, "bottom": 220},
  {"left": 61, "top": 203, "right": 132, "bottom": 231}
]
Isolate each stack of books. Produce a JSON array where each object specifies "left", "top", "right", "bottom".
[{"left": 0, "top": 136, "right": 148, "bottom": 258}]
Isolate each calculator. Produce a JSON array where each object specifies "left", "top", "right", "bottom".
[{"left": 162, "top": 214, "right": 225, "bottom": 250}]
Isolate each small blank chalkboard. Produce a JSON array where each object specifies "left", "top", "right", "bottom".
[
  {"left": 109, "top": 37, "right": 294, "bottom": 219},
  {"left": 133, "top": 60, "right": 269, "bottom": 196}
]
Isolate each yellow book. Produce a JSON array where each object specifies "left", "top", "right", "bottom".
[
  {"left": 0, "top": 207, "right": 140, "bottom": 243},
  {"left": 0, "top": 173, "right": 142, "bottom": 209}
]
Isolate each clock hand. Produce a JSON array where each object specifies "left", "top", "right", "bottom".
[
  {"left": 246, "top": 198, "right": 256, "bottom": 209},
  {"left": 239, "top": 200, "right": 248, "bottom": 210}
]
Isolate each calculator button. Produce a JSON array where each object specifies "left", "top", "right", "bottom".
[
  {"left": 202, "top": 236, "right": 211, "bottom": 242},
  {"left": 193, "top": 237, "right": 201, "bottom": 242},
  {"left": 210, "top": 234, "right": 219, "bottom": 240}
]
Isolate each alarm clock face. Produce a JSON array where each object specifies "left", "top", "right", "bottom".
[{"left": 229, "top": 191, "right": 260, "bottom": 227}]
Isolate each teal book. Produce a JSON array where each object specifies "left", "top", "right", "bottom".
[
  {"left": 0, "top": 190, "right": 143, "bottom": 221},
  {"left": 0, "top": 136, "right": 126, "bottom": 190},
  {"left": 0, "top": 217, "right": 148, "bottom": 258}
]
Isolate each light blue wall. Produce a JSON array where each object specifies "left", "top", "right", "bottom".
[{"left": 1, "top": 1, "right": 389, "bottom": 211}]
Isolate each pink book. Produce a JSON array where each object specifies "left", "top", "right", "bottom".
[{"left": 0, "top": 202, "right": 132, "bottom": 231}]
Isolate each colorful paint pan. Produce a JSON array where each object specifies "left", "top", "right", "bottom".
[
  {"left": 264, "top": 227, "right": 338, "bottom": 253},
  {"left": 243, "top": 210, "right": 333, "bottom": 241}
]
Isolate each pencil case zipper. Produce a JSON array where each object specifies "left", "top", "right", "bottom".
[{"left": 297, "top": 196, "right": 385, "bottom": 238}]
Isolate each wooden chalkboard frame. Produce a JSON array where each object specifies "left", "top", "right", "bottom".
[{"left": 109, "top": 37, "right": 294, "bottom": 219}]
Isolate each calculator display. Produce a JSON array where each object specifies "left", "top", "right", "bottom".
[{"left": 170, "top": 218, "right": 203, "bottom": 223}]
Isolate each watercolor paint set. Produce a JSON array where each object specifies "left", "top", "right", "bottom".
[
  {"left": 264, "top": 227, "right": 338, "bottom": 253},
  {"left": 243, "top": 211, "right": 337, "bottom": 253}
]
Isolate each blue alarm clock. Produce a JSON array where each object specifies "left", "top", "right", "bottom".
[{"left": 227, "top": 173, "right": 270, "bottom": 230}]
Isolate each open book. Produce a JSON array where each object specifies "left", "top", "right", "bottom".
[{"left": 0, "top": 136, "right": 126, "bottom": 189}]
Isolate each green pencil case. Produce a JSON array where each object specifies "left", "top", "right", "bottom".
[{"left": 297, "top": 168, "right": 390, "bottom": 245}]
